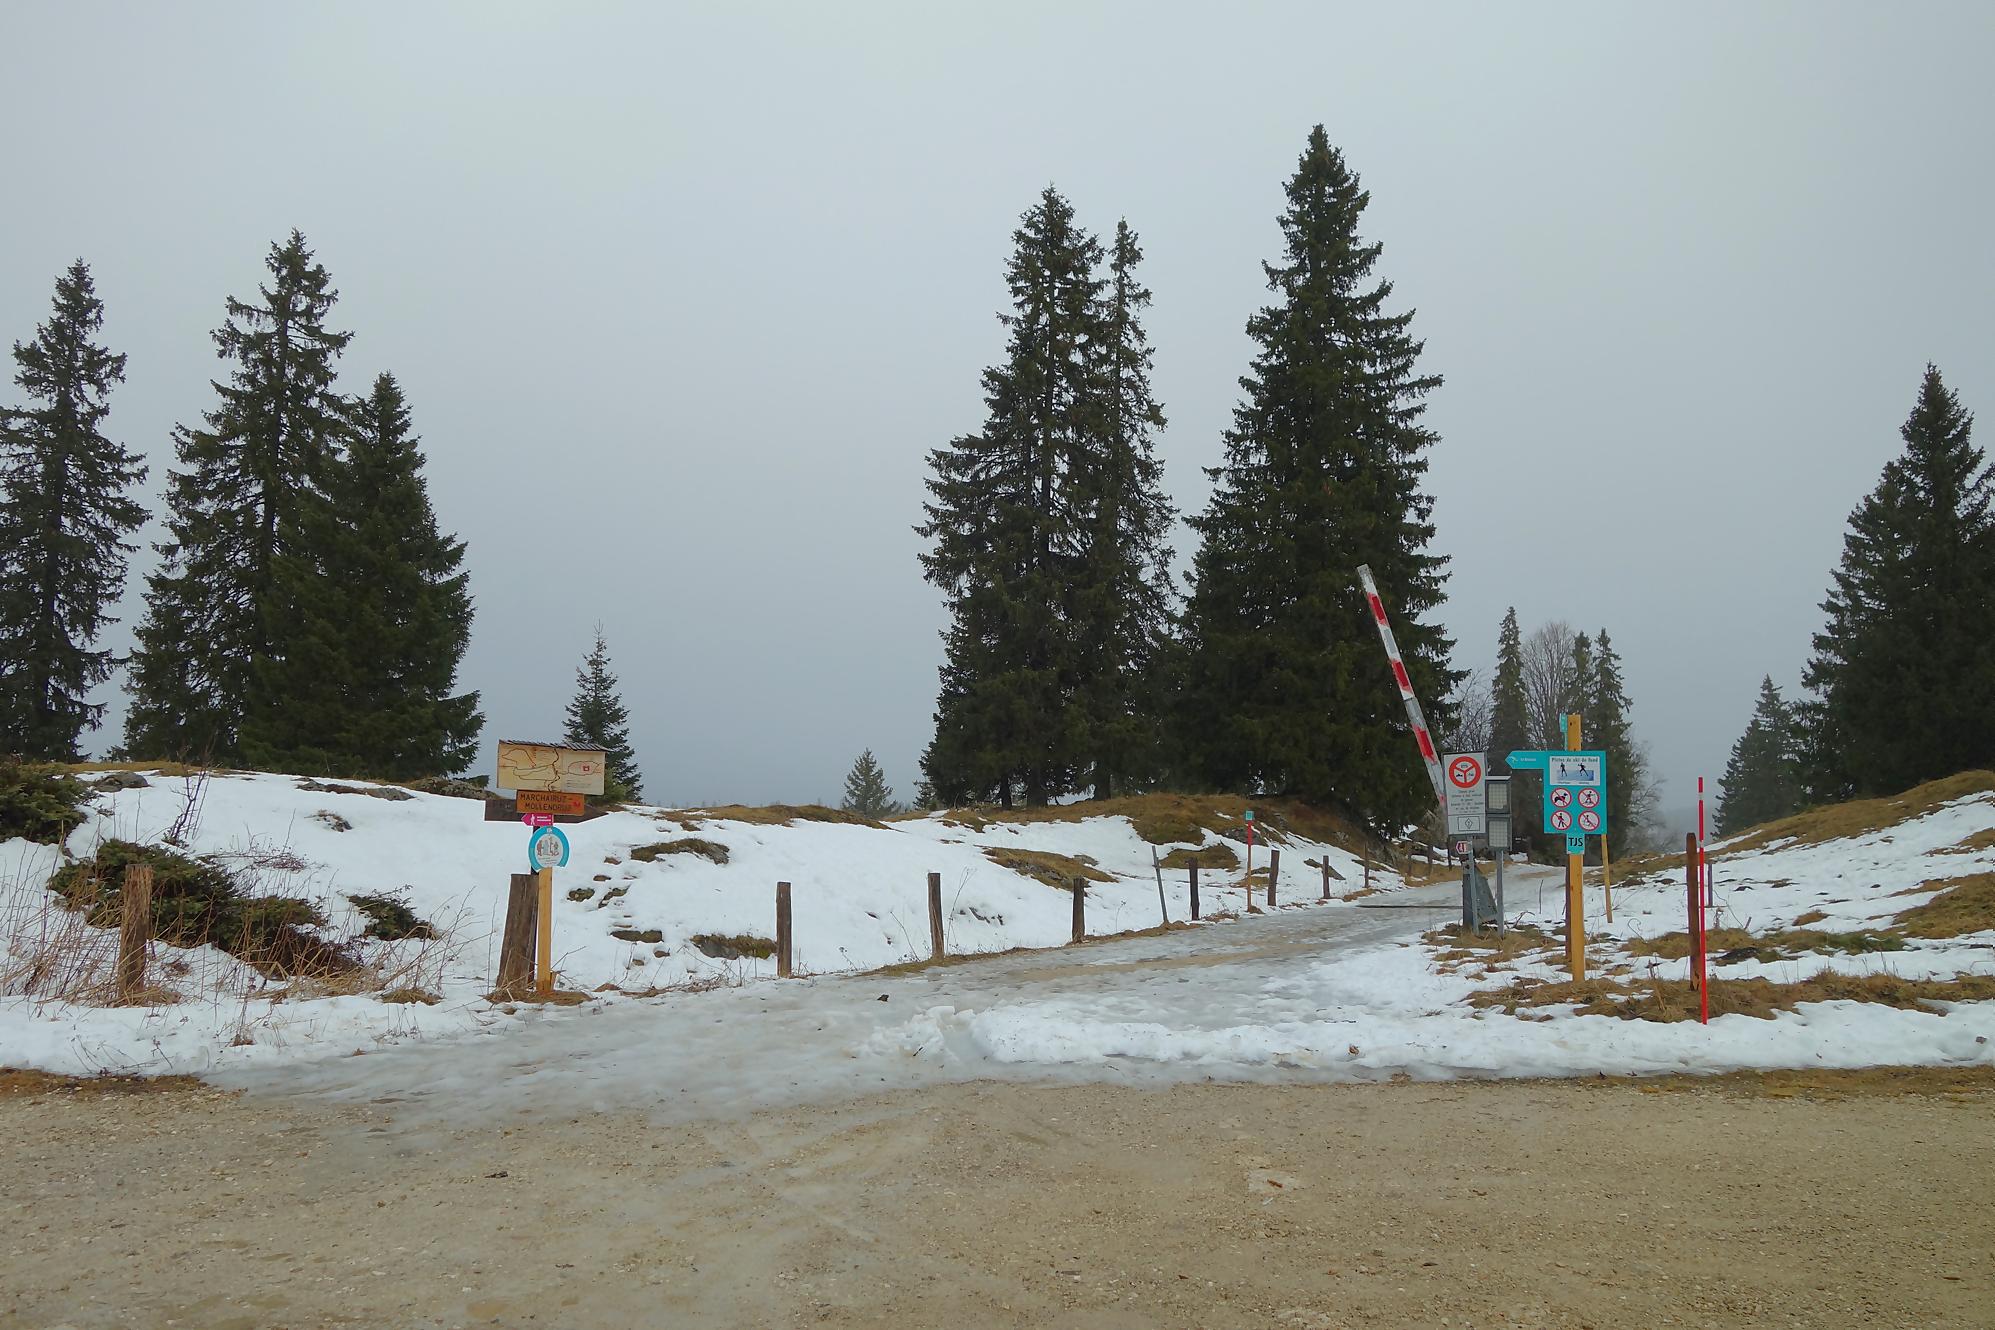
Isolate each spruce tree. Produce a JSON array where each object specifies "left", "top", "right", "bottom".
[
  {"left": 124, "top": 231, "right": 351, "bottom": 761},
  {"left": 1178, "top": 127, "right": 1458, "bottom": 829},
  {"left": 840, "top": 749, "right": 900, "bottom": 816},
  {"left": 1488, "top": 609, "right": 1529, "bottom": 771},
  {"left": 563, "top": 626, "right": 642, "bottom": 801},
  {"left": 1800, "top": 366, "right": 1995, "bottom": 799},
  {"left": 1487, "top": 607, "right": 1535, "bottom": 844},
  {"left": 0, "top": 261, "right": 147, "bottom": 759},
  {"left": 1068, "top": 219, "right": 1177, "bottom": 799},
  {"left": 1566, "top": 631, "right": 1594, "bottom": 732},
  {"left": 1589, "top": 630, "right": 1638, "bottom": 855},
  {"left": 238, "top": 374, "right": 481, "bottom": 778},
  {"left": 1718, "top": 676, "right": 1803, "bottom": 834},
  {"left": 918, "top": 186, "right": 1105, "bottom": 807}
]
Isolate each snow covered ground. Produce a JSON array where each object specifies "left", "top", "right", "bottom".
[
  {"left": 6, "top": 770, "right": 1992, "bottom": 1102},
  {"left": 0, "top": 770, "right": 1380, "bottom": 1076}
]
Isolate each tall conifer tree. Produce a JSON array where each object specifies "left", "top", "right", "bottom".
[
  {"left": 1068, "top": 219, "right": 1176, "bottom": 798},
  {"left": 1487, "top": 608, "right": 1528, "bottom": 773},
  {"left": 919, "top": 187, "right": 1105, "bottom": 807},
  {"left": 239, "top": 374, "right": 481, "bottom": 777},
  {"left": 1589, "top": 630, "right": 1638, "bottom": 855},
  {"left": 1718, "top": 677, "right": 1803, "bottom": 834},
  {"left": 564, "top": 626, "right": 642, "bottom": 801},
  {"left": 0, "top": 261, "right": 147, "bottom": 758},
  {"left": 1800, "top": 366, "right": 1994, "bottom": 798},
  {"left": 1178, "top": 127, "right": 1457, "bottom": 829},
  {"left": 124, "top": 232, "right": 351, "bottom": 761}
]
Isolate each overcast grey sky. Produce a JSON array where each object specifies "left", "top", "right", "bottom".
[{"left": 3, "top": 2, "right": 1991, "bottom": 814}]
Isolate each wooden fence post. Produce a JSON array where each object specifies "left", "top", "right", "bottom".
[
  {"left": 1321, "top": 857, "right": 1331, "bottom": 901},
  {"left": 1070, "top": 877, "right": 1086, "bottom": 943},
  {"left": 116, "top": 863, "right": 153, "bottom": 1001},
  {"left": 1189, "top": 857, "right": 1200, "bottom": 921},
  {"left": 496, "top": 872, "right": 537, "bottom": 996},
  {"left": 776, "top": 881, "right": 793, "bottom": 978},
  {"left": 927, "top": 871, "right": 945, "bottom": 960},
  {"left": 1150, "top": 846, "right": 1168, "bottom": 925},
  {"left": 1267, "top": 848, "right": 1280, "bottom": 909}
]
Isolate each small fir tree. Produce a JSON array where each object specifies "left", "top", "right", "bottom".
[
  {"left": 0, "top": 261, "right": 147, "bottom": 758},
  {"left": 1177, "top": 127, "right": 1458, "bottom": 829},
  {"left": 563, "top": 626, "right": 642, "bottom": 801},
  {"left": 1588, "top": 630, "right": 1639, "bottom": 856},
  {"left": 1800, "top": 366, "right": 1995, "bottom": 798},
  {"left": 1718, "top": 676, "right": 1803, "bottom": 834},
  {"left": 124, "top": 231, "right": 352, "bottom": 761},
  {"left": 238, "top": 373, "right": 482, "bottom": 777},
  {"left": 840, "top": 749, "right": 901, "bottom": 816}
]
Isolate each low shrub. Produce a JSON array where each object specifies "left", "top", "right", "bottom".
[
  {"left": 630, "top": 837, "right": 730, "bottom": 865},
  {"left": 347, "top": 891, "right": 435, "bottom": 941},
  {"left": 690, "top": 932, "right": 776, "bottom": 960},
  {"left": 1158, "top": 843, "right": 1240, "bottom": 872},
  {"left": 50, "top": 840, "right": 352, "bottom": 978},
  {"left": 0, "top": 757, "right": 89, "bottom": 844}
]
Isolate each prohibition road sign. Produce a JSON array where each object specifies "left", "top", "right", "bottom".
[
  {"left": 1448, "top": 755, "right": 1483, "bottom": 789},
  {"left": 1550, "top": 787, "right": 1573, "bottom": 809},
  {"left": 1578, "top": 810, "right": 1601, "bottom": 832},
  {"left": 1578, "top": 787, "right": 1601, "bottom": 810},
  {"left": 1550, "top": 809, "right": 1574, "bottom": 831}
]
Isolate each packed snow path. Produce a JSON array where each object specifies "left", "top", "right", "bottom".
[{"left": 220, "top": 878, "right": 1495, "bottom": 1125}]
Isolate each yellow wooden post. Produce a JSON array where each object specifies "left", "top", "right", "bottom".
[
  {"left": 1565, "top": 711, "right": 1585, "bottom": 981},
  {"left": 535, "top": 865, "right": 554, "bottom": 995}
]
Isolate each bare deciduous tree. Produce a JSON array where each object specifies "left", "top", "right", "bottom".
[
  {"left": 1520, "top": 620, "right": 1576, "bottom": 748},
  {"left": 1441, "top": 667, "right": 1492, "bottom": 754}
]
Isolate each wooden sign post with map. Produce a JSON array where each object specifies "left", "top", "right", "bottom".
[{"left": 492, "top": 740, "right": 608, "bottom": 995}]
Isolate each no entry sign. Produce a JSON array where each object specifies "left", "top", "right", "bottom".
[{"left": 1443, "top": 751, "right": 1487, "bottom": 836}]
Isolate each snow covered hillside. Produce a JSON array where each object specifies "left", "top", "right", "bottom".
[{"left": 0, "top": 770, "right": 1385, "bottom": 1075}]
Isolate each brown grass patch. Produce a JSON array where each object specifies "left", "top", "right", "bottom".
[
  {"left": 1616, "top": 1065, "right": 1995, "bottom": 1099},
  {"left": 629, "top": 837, "right": 730, "bottom": 865},
  {"left": 1792, "top": 909, "right": 1828, "bottom": 926},
  {"left": 0, "top": 1068, "right": 208, "bottom": 1098},
  {"left": 378, "top": 988, "right": 439, "bottom": 1005},
  {"left": 1425, "top": 923, "right": 1556, "bottom": 966},
  {"left": 672, "top": 804, "right": 884, "bottom": 830},
  {"left": 1931, "top": 827, "right": 1995, "bottom": 856},
  {"left": 983, "top": 847, "right": 1115, "bottom": 889},
  {"left": 1718, "top": 771, "right": 1995, "bottom": 855},
  {"left": 1157, "top": 843, "right": 1240, "bottom": 872},
  {"left": 932, "top": 793, "right": 1370, "bottom": 853},
  {"left": 1471, "top": 970, "right": 1995, "bottom": 1022},
  {"left": 1628, "top": 927, "right": 1905, "bottom": 962},
  {"left": 1892, "top": 873, "right": 1995, "bottom": 938}
]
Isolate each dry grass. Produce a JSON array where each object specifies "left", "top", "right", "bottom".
[
  {"left": 1425, "top": 923, "right": 1557, "bottom": 966},
  {"left": 1627, "top": 927, "right": 1905, "bottom": 962},
  {"left": 1471, "top": 970, "right": 1995, "bottom": 1022},
  {"left": 630, "top": 837, "right": 729, "bottom": 865},
  {"left": 1892, "top": 872, "right": 1995, "bottom": 938},
  {"left": 982, "top": 847, "right": 1115, "bottom": 889},
  {"left": 0, "top": 1068, "right": 208, "bottom": 1098},
  {"left": 1158, "top": 843, "right": 1240, "bottom": 872},
  {"left": 1792, "top": 909, "right": 1829, "bottom": 926},
  {"left": 689, "top": 932, "right": 776, "bottom": 960},
  {"left": 1718, "top": 771, "right": 1995, "bottom": 855},
  {"left": 1931, "top": 828, "right": 1995, "bottom": 856},
  {"left": 668, "top": 804, "right": 884, "bottom": 830},
  {"left": 1613, "top": 1065, "right": 1995, "bottom": 1099},
  {"left": 932, "top": 792, "right": 1371, "bottom": 855}
]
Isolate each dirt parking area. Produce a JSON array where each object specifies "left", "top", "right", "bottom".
[{"left": 2, "top": 1068, "right": 1990, "bottom": 1329}]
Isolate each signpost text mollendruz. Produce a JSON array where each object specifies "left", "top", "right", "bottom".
[{"left": 491, "top": 740, "right": 608, "bottom": 995}]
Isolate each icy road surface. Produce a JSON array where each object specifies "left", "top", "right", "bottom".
[{"left": 218, "top": 878, "right": 1493, "bottom": 1125}]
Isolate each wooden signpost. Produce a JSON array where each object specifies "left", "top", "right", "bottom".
[{"left": 490, "top": 740, "right": 607, "bottom": 997}]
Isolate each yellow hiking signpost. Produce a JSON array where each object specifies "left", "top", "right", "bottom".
[{"left": 1507, "top": 718, "right": 1611, "bottom": 981}]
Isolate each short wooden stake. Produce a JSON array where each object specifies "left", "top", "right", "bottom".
[
  {"left": 1070, "top": 876, "right": 1086, "bottom": 943},
  {"left": 776, "top": 880, "right": 793, "bottom": 977},
  {"left": 1150, "top": 845, "right": 1168, "bottom": 925},
  {"left": 1320, "top": 857, "right": 1331, "bottom": 901},
  {"left": 496, "top": 872, "right": 537, "bottom": 995},
  {"left": 927, "top": 871, "right": 945, "bottom": 960},
  {"left": 1267, "top": 848, "right": 1280, "bottom": 909},
  {"left": 1189, "top": 857, "right": 1201, "bottom": 920},
  {"left": 117, "top": 863, "right": 153, "bottom": 1000},
  {"left": 535, "top": 866, "right": 555, "bottom": 995}
]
